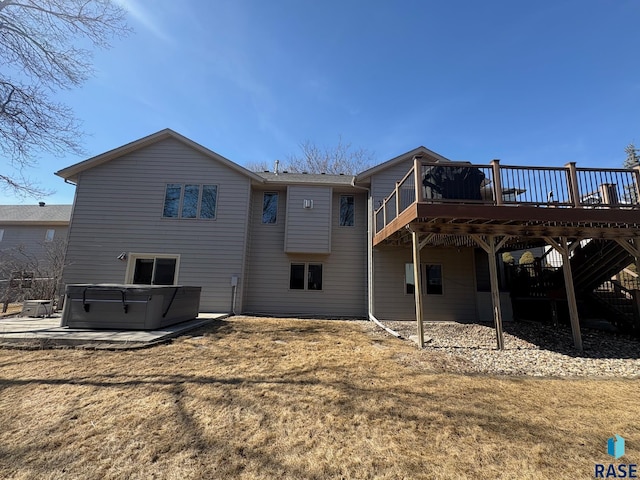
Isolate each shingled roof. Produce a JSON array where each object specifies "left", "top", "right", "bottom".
[{"left": 0, "top": 204, "right": 72, "bottom": 225}]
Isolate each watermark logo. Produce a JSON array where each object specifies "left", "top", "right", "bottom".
[
  {"left": 609, "top": 435, "right": 626, "bottom": 460},
  {"left": 595, "top": 435, "right": 637, "bottom": 479}
]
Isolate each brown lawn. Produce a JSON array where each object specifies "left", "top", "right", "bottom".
[{"left": 0, "top": 316, "right": 638, "bottom": 479}]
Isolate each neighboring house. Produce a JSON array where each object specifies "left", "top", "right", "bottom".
[
  {"left": 55, "top": 129, "right": 640, "bottom": 349},
  {"left": 0, "top": 204, "right": 72, "bottom": 301}
]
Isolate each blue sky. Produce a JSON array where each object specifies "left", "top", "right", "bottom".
[{"left": 3, "top": 0, "right": 640, "bottom": 204}]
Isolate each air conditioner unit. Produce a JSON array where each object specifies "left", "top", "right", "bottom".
[{"left": 303, "top": 199, "right": 313, "bottom": 209}]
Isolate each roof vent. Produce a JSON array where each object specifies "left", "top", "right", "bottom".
[
  {"left": 302, "top": 171, "right": 308, "bottom": 174},
  {"left": 38, "top": 201, "right": 45, "bottom": 207}
]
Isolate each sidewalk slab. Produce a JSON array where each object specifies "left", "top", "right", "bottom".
[{"left": 0, "top": 313, "right": 229, "bottom": 346}]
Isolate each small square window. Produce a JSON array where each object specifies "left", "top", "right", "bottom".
[
  {"left": 45, "top": 229, "right": 55, "bottom": 242},
  {"left": 405, "top": 263, "right": 443, "bottom": 295},
  {"left": 340, "top": 195, "right": 354, "bottom": 226},
  {"left": 262, "top": 192, "right": 278, "bottom": 224}
]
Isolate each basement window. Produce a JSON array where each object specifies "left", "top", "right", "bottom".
[
  {"left": 290, "top": 263, "right": 323, "bottom": 290},
  {"left": 405, "top": 263, "right": 443, "bottom": 295}
]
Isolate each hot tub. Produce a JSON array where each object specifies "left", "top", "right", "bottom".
[{"left": 61, "top": 284, "right": 202, "bottom": 330}]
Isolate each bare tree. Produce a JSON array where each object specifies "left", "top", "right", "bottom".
[
  {"left": 245, "top": 160, "right": 271, "bottom": 173},
  {"left": 1, "top": 237, "right": 67, "bottom": 311},
  {"left": 285, "top": 136, "right": 375, "bottom": 175},
  {"left": 0, "top": 0, "right": 129, "bottom": 197}
]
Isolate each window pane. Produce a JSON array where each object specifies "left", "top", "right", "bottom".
[
  {"left": 405, "top": 263, "right": 415, "bottom": 294},
  {"left": 182, "top": 184, "right": 200, "bottom": 218},
  {"left": 290, "top": 264, "right": 305, "bottom": 289},
  {"left": 262, "top": 192, "right": 278, "bottom": 224},
  {"left": 308, "top": 264, "right": 323, "bottom": 290},
  {"left": 133, "top": 259, "right": 154, "bottom": 284},
  {"left": 153, "top": 258, "right": 177, "bottom": 285},
  {"left": 200, "top": 185, "right": 218, "bottom": 219},
  {"left": 426, "top": 264, "right": 443, "bottom": 295},
  {"left": 340, "top": 195, "right": 354, "bottom": 226},
  {"left": 163, "top": 184, "right": 182, "bottom": 218},
  {"left": 45, "top": 229, "right": 55, "bottom": 242}
]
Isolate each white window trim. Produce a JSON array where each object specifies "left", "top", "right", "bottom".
[
  {"left": 45, "top": 229, "right": 55, "bottom": 242},
  {"left": 125, "top": 253, "right": 181, "bottom": 285}
]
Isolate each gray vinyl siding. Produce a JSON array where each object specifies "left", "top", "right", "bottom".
[
  {"left": 0, "top": 225, "right": 68, "bottom": 276},
  {"left": 373, "top": 246, "right": 477, "bottom": 322},
  {"left": 284, "top": 186, "right": 332, "bottom": 253},
  {"left": 371, "top": 159, "right": 414, "bottom": 208},
  {"left": 244, "top": 189, "right": 367, "bottom": 317},
  {"left": 62, "top": 137, "right": 251, "bottom": 312}
]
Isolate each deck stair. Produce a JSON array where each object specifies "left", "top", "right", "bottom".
[
  {"left": 566, "top": 240, "right": 634, "bottom": 295},
  {"left": 587, "top": 281, "right": 639, "bottom": 334}
]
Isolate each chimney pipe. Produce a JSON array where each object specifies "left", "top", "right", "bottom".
[{"left": 274, "top": 159, "right": 280, "bottom": 175}]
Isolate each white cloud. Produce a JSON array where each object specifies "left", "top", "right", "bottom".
[{"left": 115, "top": 0, "right": 173, "bottom": 44}]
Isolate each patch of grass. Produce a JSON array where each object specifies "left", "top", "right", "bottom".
[{"left": 0, "top": 316, "right": 637, "bottom": 479}]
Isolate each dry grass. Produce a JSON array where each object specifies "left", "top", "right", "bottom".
[
  {"left": 0, "top": 303, "right": 22, "bottom": 317},
  {"left": 0, "top": 316, "right": 637, "bottom": 479}
]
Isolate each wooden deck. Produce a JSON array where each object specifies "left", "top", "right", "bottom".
[
  {"left": 373, "top": 157, "right": 640, "bottom": 352},
  {"left": 374, "top": 158, "right": 640, "bottom": 248}
]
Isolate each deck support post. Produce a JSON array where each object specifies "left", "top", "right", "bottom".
[
  {"left": 410, "top": 227, "right": 425, "bottom": 348},
  {"left": 471, "top": 234, "right": 508, "bottom": 350},
  {"left": 544, "top": 236, "right": 583, "bottom": 352},
  {"left": 565, "top": 162, "right": 582, "bottom": 208},
  {"left": 490, "top": 159, "right": 503, "bottom": 206}
]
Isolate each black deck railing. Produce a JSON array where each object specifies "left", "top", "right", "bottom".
[{"left": 374, "top": 159, "right": 640, "bottom": 234}]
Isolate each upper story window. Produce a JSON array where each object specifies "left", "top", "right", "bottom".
[
  {"left": 44, "top": 229, "right": 55, "bottom": 242},
  {"left": 163, "top": 184, "right": 218, "bottom": 219},
  {"left": 0, "top": 229, "right": 4, "bottom": 242},
  {"left": 339, "top": 195, "right": 355, "bottom": 226},
  {"left": 262, "top": 192, "right": 278, "bottom": 224}
]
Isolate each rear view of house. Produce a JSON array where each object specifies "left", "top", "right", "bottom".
[{"left": 54, "top": 128, "right": 640, "bottom": 348}]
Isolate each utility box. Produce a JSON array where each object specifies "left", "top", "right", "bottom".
[{"left": 21, "top": 300, "right": 53, "bottom": 317}]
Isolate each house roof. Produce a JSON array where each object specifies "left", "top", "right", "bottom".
[
  {"left": 0, "top": 204, "right": 72, "bottom": 225},
  {"left": 355, "top": 145, "right": 451, "bottom": 182},
  {"left": 256, "top": 171, "right": 357, "bottom": 186},
  {"left": 55, "top": 128, "right": 266, "bottom": 184}
]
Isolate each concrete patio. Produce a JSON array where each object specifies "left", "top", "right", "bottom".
[{"left": 0, "top": 313, "right": 229, "bottom": 347}]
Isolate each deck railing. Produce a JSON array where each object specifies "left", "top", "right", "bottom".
[{"left": 374, "top": 159, "right": 640, "bottom": 234}]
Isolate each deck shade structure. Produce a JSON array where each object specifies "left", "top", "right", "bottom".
[{"left": 373, "top": 158, "right": 640, "bottom": 351}]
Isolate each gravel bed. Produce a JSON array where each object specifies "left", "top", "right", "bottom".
[{"left": 380, "top": 320, "right": 640, "bottom": 378}]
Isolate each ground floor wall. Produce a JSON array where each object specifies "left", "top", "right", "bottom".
[{"left": 372, "top": 245, "right": 478, "bottom": 322}]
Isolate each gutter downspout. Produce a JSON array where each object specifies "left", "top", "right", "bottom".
[{"left": 350, "top": 177, "right": 396, "bottom": 334}]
